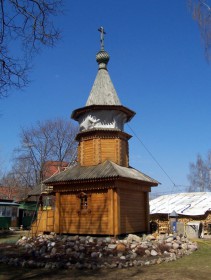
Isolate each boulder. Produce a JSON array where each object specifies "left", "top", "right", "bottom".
[
  {"left": 127, "top": 234, "right": 142, "bottom": 243},
  {"left": 172, "top": 242, "right": 179, "bottom": 250},
  {"left": 116, "top": 243, "right": 126, "bottom": 252},
  {"left": 151, "top": 249, "right": 158, "bottom": 256},
  {"left": 108, "top": 244, "right": 117, "bottom": 250}
]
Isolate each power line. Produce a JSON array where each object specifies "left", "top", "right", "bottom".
[{"left": 127, "top": 123, "right": 176, "bottom": 187}]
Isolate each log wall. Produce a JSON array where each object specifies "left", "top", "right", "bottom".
[
  {"left": 58, "top": 190, "right": 109, "bottom": 235},
  {"left": 117, "top": 182, "right": 150, "bottom": 234},
  {"left": 31, "top": 210, "right": 54, "bottom": 236},
  {"left": 77, "top": 136, "right": 129, "bottom": 167},
  {"left": 31, "top": 181, "right": 152, "bottom": 236}
]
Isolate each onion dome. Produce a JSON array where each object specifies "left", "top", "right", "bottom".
[
  {"left": 71, "top": 27, "right": 136, "bottom": 127},
  {"left": 96, "top": 50, "right": 110, "bottom": 70}
]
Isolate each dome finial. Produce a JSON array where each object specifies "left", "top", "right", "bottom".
[
  {"left": 98, "top": 26, "right": 106, "bottom": 50},
  {"left": 96, "top": 27, "right": 110, "bottom": 69}
]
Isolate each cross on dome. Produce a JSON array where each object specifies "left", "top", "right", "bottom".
[{"left": 98, "top": 27, "right": 106, "bottom": 50}]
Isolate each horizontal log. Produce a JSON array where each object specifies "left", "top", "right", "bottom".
[
  {"left": 60, "top": 227, "right": 108, "bottom": 232},
  {"left": 60, "top": 230, "right": 109, "bottom": 235},
  {"left": 60, "top": 217, "right": 108, "bottom": 221}
]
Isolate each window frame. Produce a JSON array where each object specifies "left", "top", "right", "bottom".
[{"left": 77, "top": 192, "right": 91, "bottom": 214}]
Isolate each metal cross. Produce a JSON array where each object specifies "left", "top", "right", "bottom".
[{"left": 98, "top": 27, "right": 106, "bottom": 50}]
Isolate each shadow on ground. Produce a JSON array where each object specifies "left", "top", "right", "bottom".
[
  {"left": 0, "top": 264, "right": 149, "bottom": 280},
  {"left": 0, "top": 230, "right": 28, "bottom": 244}
]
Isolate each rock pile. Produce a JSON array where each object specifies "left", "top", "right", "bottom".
[{"left": 0, "top": 233, "right": 198, "bottom": 270}]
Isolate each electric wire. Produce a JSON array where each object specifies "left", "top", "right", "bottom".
[{"left": 127, "top": 123, "right": 176, "bottom": 187}]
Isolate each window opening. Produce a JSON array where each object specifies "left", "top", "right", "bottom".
[
  {"left": 78, "top": 192, "right": 88, "bottom": 210},
  {"left": 81, "top": 193, "right": 88, "bottom": 209}
]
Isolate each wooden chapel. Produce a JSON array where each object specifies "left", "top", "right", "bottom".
[{"left": 34, "top": 28, "right": 158, "bottom": 236}]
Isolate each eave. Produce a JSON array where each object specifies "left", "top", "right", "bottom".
[
  {"left": 71, "top": 105, "right": 136, "bottom": 123},
  {"left": 45, "top": 175, "right": 158, "bottom": 188},
  {"left": 75, "top": 128, "right": 132, "bottom": 141}
]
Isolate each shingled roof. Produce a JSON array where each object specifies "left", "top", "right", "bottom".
[
  {"left": 44, "top": 160, "right": 159, "bottom": 186},
  {"left": 71, "top": 48, "right": 135, "bottom": 122},
  {"left": 86, "top": 66, "right": 121, "bottom": 106}
]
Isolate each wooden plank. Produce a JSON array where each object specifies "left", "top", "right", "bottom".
[
  {"left": 58, "top": 191, "right": 109, "bottom": 235},
  {"left": 78, "top": 133, "right": 130, "bottom": 167},
  {"left": 118, "top": 188, "right": 148, "bottom": 234},
  {"left": 113, "top": 188, "right": 120, "bottom": 235},
  {"left": 108, "top": 188, "right": 114, "bottom": 235},
  {"left": 54, "top": 192, "right": 60, "bottom": 233},
  {"left": 145, "top": 192, "right": 150, "bottom": 232},
  {"left": 79, "top": 137, "right": 128, "bottom": 166}
]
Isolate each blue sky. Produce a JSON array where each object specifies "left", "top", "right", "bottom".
[{"left": 0, "top": 0, "right": 211, "bottom": 196}]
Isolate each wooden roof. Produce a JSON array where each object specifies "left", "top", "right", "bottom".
[
  {"left": 71, "top": 48, "right": 135, "bottom": 123},
  {"left": 86, "top": 66, "right": 121, "bottom": 106},
  {"left": 44, "top": 160, "right": 159, "bottom": 186}
]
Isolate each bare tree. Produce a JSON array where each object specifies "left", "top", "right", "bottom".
[
  {"left": 0, "top": 0, "right": 63, "bottom": 98},
  {"left": 0, "top": 171, "right": 28, "bottom": 200},
  {"left": 11, "top": 156, "right": 35, "bottom": 188},
  {"left": 13, "top": 118, "right": 78, "bottom": 187},
  {"left": 187, "top": 151, "right": 211, "bottom": 192},
  {"left": 188, "top": 0, "right": 211, "bottom": 62},
  {"left": 0, "top": 155, "right": 4, "bottom": 178}
]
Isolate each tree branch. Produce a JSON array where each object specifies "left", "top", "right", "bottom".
[{"left": 0, "top": 0, "right": 63, "bottom": 97}]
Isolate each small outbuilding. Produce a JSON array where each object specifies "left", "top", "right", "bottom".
[
  {"left": 0, "top": 199, "right": 19, "bottom": 229},
  {"left": 150, "top": 192, "right": 211, "bottom": 236}
]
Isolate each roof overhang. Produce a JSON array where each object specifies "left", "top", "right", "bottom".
[
  {"left": 45, "top": 176, "right": 158, "bottom": 187},
  {"left": 75, "top": 129, "right": 132, "bottom": 141},
  {"left": 44, "top": 160, "right": 159, "bottom": 189},
  {"left": 71, "top": 105, "right": 136, "bottom": 123},
  {"left": 0, "top": 202, "right": 19, "bottom": 207}
]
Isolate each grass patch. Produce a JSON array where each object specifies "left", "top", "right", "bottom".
[
  {"left": 146, "top": 239, "right": 211, "bottom": 280},
  {"left": 0, "top": 231, "right": 23, "bottom": 244}
]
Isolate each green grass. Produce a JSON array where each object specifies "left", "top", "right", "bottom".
[
  {"left": 145, "top": 239, "right": 211, "bottom": 280},
  {"left": 0, "top": 231, "right": 23, "bottom": 244}
]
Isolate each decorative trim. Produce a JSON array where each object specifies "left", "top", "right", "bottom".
[
  {"left": 51, "top": 177, "right": 155, "bottom": 194},
  {"left": 76, "top": 130, "right": 132, "bottom": 141}
]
